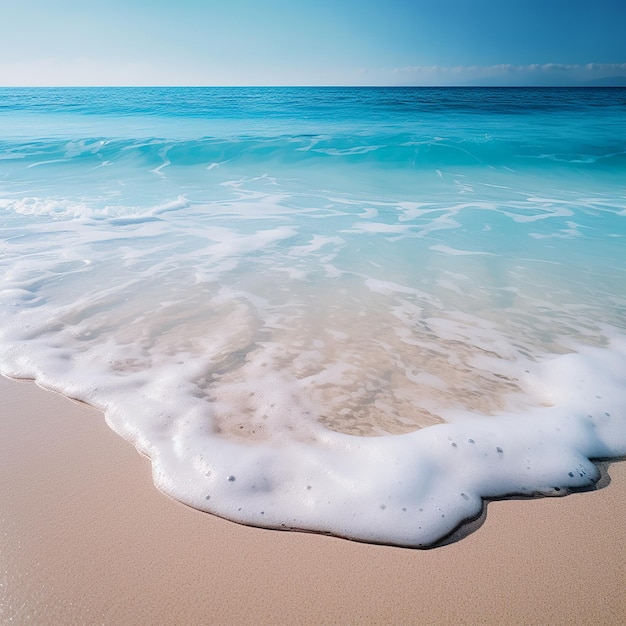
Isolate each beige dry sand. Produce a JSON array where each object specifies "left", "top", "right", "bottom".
[{"left": 1, "top": 374, "right": 625, "bottom": 625}]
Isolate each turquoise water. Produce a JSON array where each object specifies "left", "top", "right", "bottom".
[{"left": 1, "top": 87, "right": 625, "bottom": 546}]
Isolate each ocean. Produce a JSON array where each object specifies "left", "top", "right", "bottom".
[{"left": 1, "top": 86, "right": 625, "bottom": 546}]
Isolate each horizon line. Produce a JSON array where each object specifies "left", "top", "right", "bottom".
[{"left": 2, "top": 83, "right": 626, "bottom": 89}]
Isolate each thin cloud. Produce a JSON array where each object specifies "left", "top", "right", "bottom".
[
  {"left": 383, "top": 63, "right": 626, "bottom": 86},
  {"left": 2, "top": 58, "right": 626, "bottom": 87}
]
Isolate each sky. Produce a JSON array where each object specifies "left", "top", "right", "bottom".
[{"left": 0, "top": 0, "right": 625, "bottom": 86}]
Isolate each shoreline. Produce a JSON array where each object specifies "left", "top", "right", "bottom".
[{"left": 1, "top": 374, "right": 625, "bottom": 624}]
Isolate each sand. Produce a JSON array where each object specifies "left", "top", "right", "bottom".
[{"left": 1, "top": 374, "right": 625, "bottom": 625}]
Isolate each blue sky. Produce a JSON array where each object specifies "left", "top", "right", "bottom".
[{"left": 1, "top": 0, "right": 625, "bottom": 86}]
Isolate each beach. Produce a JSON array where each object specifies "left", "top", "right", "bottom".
[
  {"left": 1, "top": 374, "right": 625, "bottom": 625},
  {"left": 2, "top": 86, "right": 626, "bottom": 624}
]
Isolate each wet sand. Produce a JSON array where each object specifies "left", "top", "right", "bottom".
[{"left": 1, "top": 374, "right": 625, "bottom": 625}]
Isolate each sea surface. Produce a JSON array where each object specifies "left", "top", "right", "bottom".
[{"left": 1, "top": 87, "right": 625, "bottom": 546}]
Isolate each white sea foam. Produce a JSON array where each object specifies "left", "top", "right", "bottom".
[
  {"left": 0, "top": 197, "right": 94, "bottom": 219},
  {"left": 2, "top": 321, "right": 624, "bottom": 546},
  {"left": 347, "top": 222, "right": 413, "bottom": 234},
  {"left": 429, "top": 244, "right": 493, "bottom": 256},
  {"left": 2, "top": 183, "right": 624, "bottom": 546}
]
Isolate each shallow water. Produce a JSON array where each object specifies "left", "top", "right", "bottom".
[{"left": 1, "top": 87, "right": 625, "bottom": 545}]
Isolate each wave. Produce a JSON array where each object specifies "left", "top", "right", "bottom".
[{"left": 2, "top": 133, "right": 625, "bottom": 174}]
